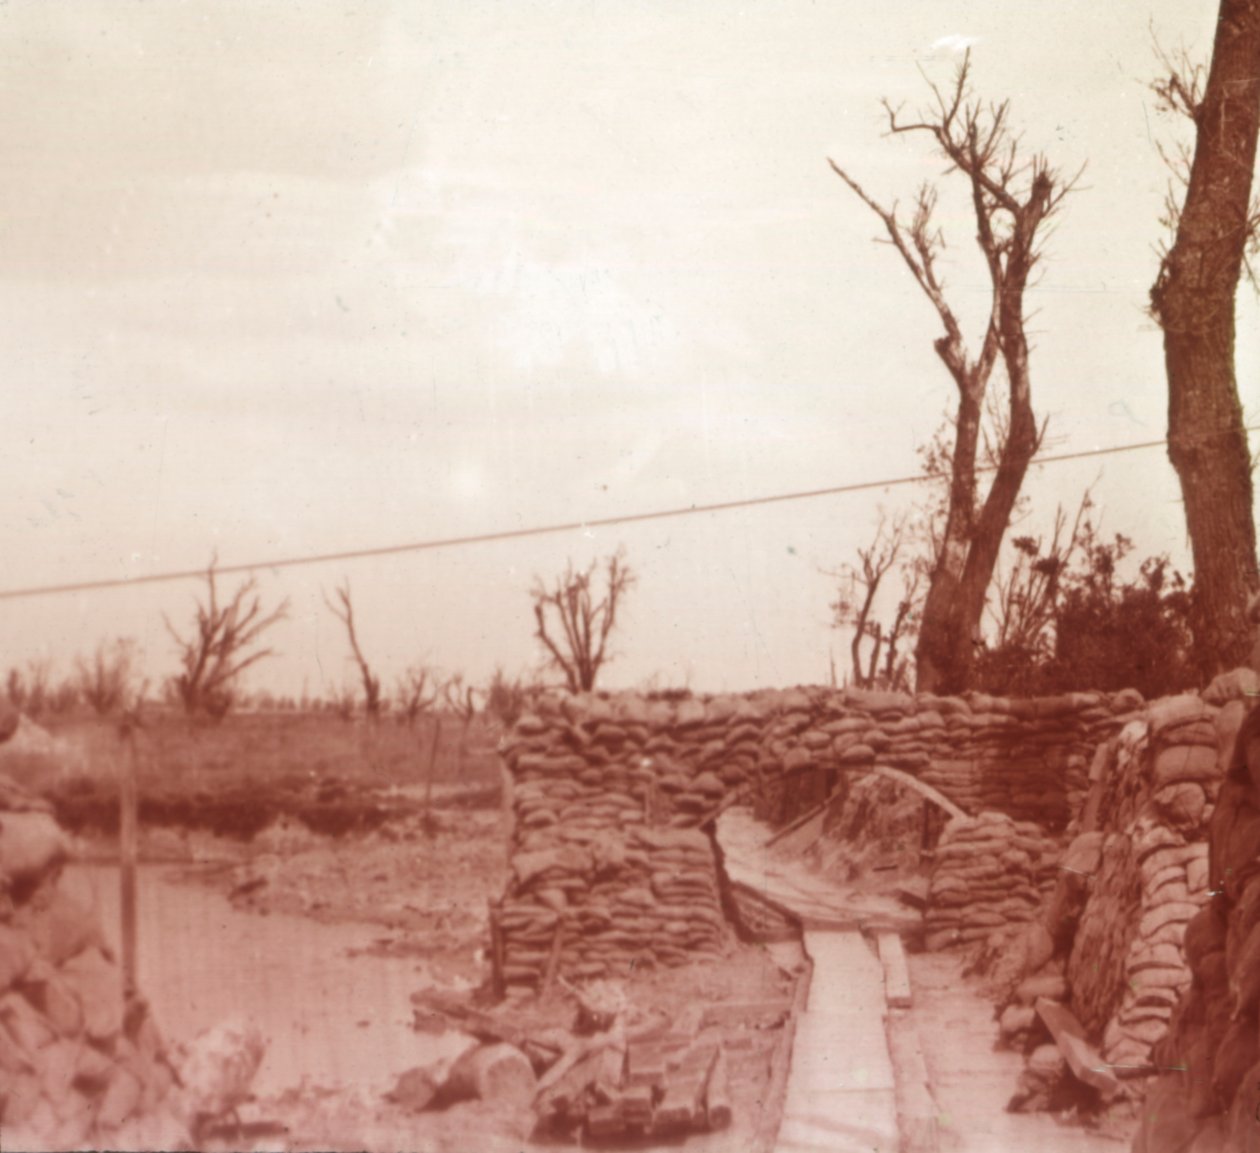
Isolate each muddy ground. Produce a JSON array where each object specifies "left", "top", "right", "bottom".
[
  {"left": 70, "top": 798, "right": 803, "bottom": 1153},
  {"left": 12, "top": 713, "right": 1140, "bottom": 1151}
]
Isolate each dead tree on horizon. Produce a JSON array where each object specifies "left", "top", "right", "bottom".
[
  {"left": 829, "top": 51, "right": 1079, "bottom": 694},
  {"left": 828, "top": 510, "right": 920, "bottom": 691},
  {"left": 323, "top": 580, "right": 384, "bottom": 719},
  {"left": 164, "top": 559, "right": 289, "bottom": 719},
  {"left": 531, "top": 550, "right": 635, "bottom": 692},
  {"left": 395, "top": 664, "right": 438, "bottom": 729},
  {"left": 1149, "top": 2, "right": 1260, "bottom": 677}
]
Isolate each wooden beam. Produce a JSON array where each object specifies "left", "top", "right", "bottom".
[
  {"left": 871, "top": 765, "right": 969, "bottom": 823},
  {"left": 877, "top": 932, "right": 913, "bottom": 1009},
  {"left": 763, "top": 781, "right": 846, "bottom": 847},
  {"left": 1034, "top": 997, "right": 1121, "bottom": 1097}
]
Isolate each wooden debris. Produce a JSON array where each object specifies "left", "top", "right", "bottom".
[
  {"left": 1034, "top": 997, "right": 1121, "bottom": 1097},
  {"left": 895, "top": 878, "right": 930, "bottom": 910},
  {"left": 624, "top": 1040, "right": 670, "bottom": 1090},
  {"left": 408, "top": 990, "right": 565, "bottom": 1060},
  {"left": 700, "top": 1000, "right": 791, "bottom": 1030},
  {"left": 877, "top": 931, "right": 913, "bottom": 1009},
  {"left": 871, "top": 764, "right": 969, "bottom": 822},
  {"left": 443, "top": 1042, "right": 536, "bottom": 1105},
  {"left": 585, "top": 1103, "right": 626, "bottom": 1140},
  {"left": 764, "top": 781, "right": 847, "bottom": 847},
  {"left": 703, "top": 1046, "right": 732, "bottom": 1131}
]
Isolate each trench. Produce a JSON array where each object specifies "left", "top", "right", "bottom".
[{"left": 62, "top": 862, "right": 471, "bottom": 1102}]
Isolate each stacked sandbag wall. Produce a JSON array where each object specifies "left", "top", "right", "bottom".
[
  {"left": 1064, "top": 691, "right": 1225, "bottom": 1089},
  {"left": 1133, "top": 673, "right": 1260, "bottom": 1153},
  {"left": 0, "top": 774, "right": 187, "bottom": 1151},
  {"left": 757, "top": 687, "right": 1142, "bottom": 832},
  {"left": 496, "top": 694, "right": 736, "bottom": 990},
  {"left": 496, "top": 686, "right": 1137, "bottom": 990},
  {"left": 925, "top": 812, "right": 1059, "bottom": 951}
]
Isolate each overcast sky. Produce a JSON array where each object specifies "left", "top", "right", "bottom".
[{"left": 2, "top": 1, "right": 1256, "bottom": 701}]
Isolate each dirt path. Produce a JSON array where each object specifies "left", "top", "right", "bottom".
[
  {"left": 717, "top": 806, "right": 1140, "bottom": 1153},
  {"left": 906, "top": 948, "right": 1135, "bottom": 1151}
]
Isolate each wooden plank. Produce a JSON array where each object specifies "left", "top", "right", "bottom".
[
  {"left": 1034, "top": 997, "right": 1121, "bottom": 1097},
  {"left": 886, "top": 1008, "right": 939, "bottom": 1153},
  {"left": 704, "top": 1047, "right": 733, "bottom": 1131},
  {"left": 877, "top": 932, "right": 913, "bottom": 1009},
  {"left": 895, "top": 878, "right": 930, "bottom": 910}
]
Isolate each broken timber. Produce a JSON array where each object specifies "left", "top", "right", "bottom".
[
  {"left": 870, "top": 765, "right": 969, "bottom": 823},
  {"left": 765, "top": 763, "right": 968, "bottom": 849},
  {"left": 1034, "top": 997, "right": 1121, "bottom": 1097}
]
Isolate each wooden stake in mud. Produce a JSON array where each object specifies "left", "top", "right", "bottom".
[{"left": 118, "top": 712, "right": 141, "bottom": 995}]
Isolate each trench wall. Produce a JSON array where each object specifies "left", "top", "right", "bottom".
[
  {"left": 495, "top": 685, "right": 1141, "bottom": 990},
  {"left": 1131, "top": 671, "right": 1260, "bottom": 1152}
]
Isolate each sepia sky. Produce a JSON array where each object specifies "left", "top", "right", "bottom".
[{"left": 1, "top": 0, "right": 1256, "bottom": 700}]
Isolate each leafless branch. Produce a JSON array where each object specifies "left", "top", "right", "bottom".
[
  {"left": 164, "top": 557, "right": 289, "bottom": 719},
  {"left": 323, "top": 580, "right": 383, "bottom": 719},
  {"left": 532, "top": 550, "right": 636, "bottom": 692}
]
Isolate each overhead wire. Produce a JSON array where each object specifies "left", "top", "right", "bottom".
[{"left": 0, "top": 425, "right": 1255, "bottom": 602}]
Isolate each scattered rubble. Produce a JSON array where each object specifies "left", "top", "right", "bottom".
[
  {"left": 0, "top": 771, "right": 190, "bottom": 1150},
  {"left": 406, "top": 975, "right": 764, "bottom": 1144}
]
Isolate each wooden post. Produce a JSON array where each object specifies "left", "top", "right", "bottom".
[
  {"left": 542, "top": 916, "right": 565, "bottom": 994},
  {"left": 488, "top": 900, "right": 505, "bottom": 1001},
  {"left": 119, "top": 723, "right": 140, "bottom": 996}
]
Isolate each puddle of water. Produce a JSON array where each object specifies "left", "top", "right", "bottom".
[{"left": 63, "top": 864, "right": 471, "bottom": 1100}]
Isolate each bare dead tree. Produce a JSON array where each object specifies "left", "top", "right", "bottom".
[
  {"left": 829, "top": 51, "right": 1078, "bottom": 693},
  {"left": 1149, "top": 4, "right": 1260, "bottom": 678},
  {"left": 164, "top": 560, "right": 289, "bottom": 719},
  {"left": 829, "top": 511, "right": 915, "bottom": 689},
  {"left": 986, "top": 488, "right": 1094, "bottom": 656},
  {"left": 323, "top": 580, "right": 383, "bottom": 719},
  {"left": 531, "top": 550, "right": 636, "bottom": 692},
  {"left": 395, "top": 664, "right": 438, "bottom": 729},
  {"left": 78, "top": 638, "right": 142, "bottom": 718}
]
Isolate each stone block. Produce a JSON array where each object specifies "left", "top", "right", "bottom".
[
  {"left": 97, "top": 1065, "right": 143, "bottom": 1129},
  {"left": 0, "top": 922, "right": 35, "bottom": 989},
  {"left": 16, "top": 885, "right": 106, "bottom": 968},
  {"left": 0, "top": 811, "right": 70, "bottom": 884},
  {"left": 62, "top": 945, "right": 123, "bottom": 1044}
]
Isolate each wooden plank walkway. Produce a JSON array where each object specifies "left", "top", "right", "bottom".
[{"left": 717, "top": 811, "right": 918, "bottom": 1152}]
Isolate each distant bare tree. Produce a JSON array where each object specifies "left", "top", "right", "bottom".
[
  {"left": 78, "top": 638, "right": 142, "bottom": 717},
  {"left": 532, "top": 550, "right": 636, "bottom": 692},
  {"left": 443, "top": 671, "right": 479, "bottom": 780},
  {"left": 323, "top": 580, "right": 384, "bottom": 719},
  {"left": 164, "top": 560, "right": 289, "bottom": 720},
  {"left": 395, "top": 664, "right": 439, "bottom": 729},
  {"left": 829, "top": 511, "right": 919, "bottom": 690},
  {"left": 829, "top": 51, "right": 1078, "bottom": 693},
  {"left": 5, "top": 659, "right": 56, "bottom": 716}
]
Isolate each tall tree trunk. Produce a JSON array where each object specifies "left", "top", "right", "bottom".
[
  {"left": 915, "top": 389, "right": 982, "bottom": 693},
  {"left": 1151, "top": 0, "right": 1260, "bottom": 678}
]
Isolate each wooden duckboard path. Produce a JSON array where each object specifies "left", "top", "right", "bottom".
[{"left": 717, "top": 811, "right": 918, "bottom": 1152}]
